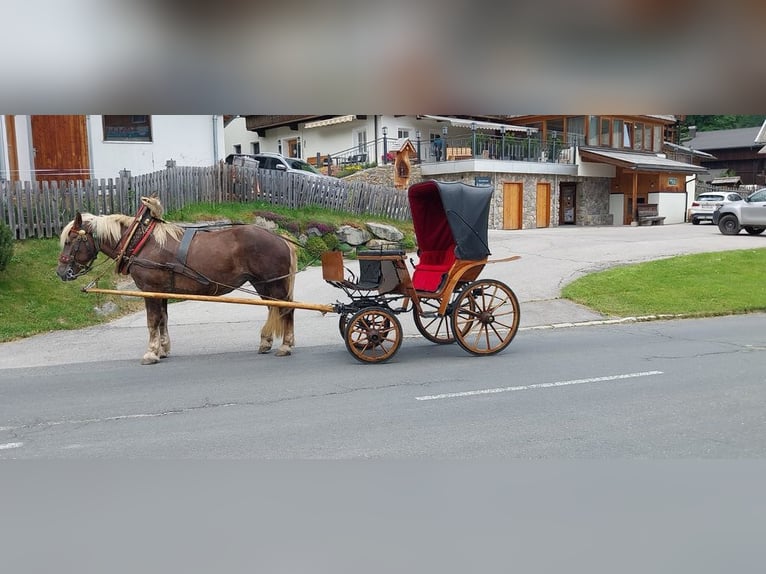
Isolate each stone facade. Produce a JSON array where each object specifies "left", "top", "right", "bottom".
[{"left": 341, "top": 164, "right": 614, "bottom": 229}]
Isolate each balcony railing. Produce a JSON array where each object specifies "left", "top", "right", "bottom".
[{"left": 321, "top": 133, "right": 583, "bottom": 169}]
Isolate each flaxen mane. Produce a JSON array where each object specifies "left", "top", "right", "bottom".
[{"left": 60, "top": 213, "right": 184, "bottom": 248}]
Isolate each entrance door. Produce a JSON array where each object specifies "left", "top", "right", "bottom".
[
  {"left": 536, "top": 182, "right": 551, "bottom": 228},
  {"left": 502, "top": 182, "right": 523, "bottom": 230},
  {"left": 559, "top": 183, "right": 576, "bottom": 224},
  {"left": 4, "top": 115, "right": 19, "bottom": 181},
  {"left": 30, "top": 115, "right": 89, "bottom": 182},
  {"left": 286, "top": 137, "right": 301, "bottom": 158}
]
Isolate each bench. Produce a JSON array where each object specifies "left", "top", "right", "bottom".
[
  {"left": 343, "top": 153, "right": 368, "bottom": 165},
  {"left": 446, "top": 147, "right": 473, "bottom": 160},
  {"left": 637, "top": 204, "right": 666, "bottom": 226}
]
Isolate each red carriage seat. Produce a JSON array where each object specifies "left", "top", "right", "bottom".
[{"left": 411, "top": 248, "right": 456, "bottom": 292}]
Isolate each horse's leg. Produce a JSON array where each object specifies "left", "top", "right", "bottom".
[
  {"left": 141, "top": 298, "right": 164, "bottom": 365},
  {"left": 258, "top": 306, "right": 275, "bottom": 354},
  {"left": 275, "top": 308, "right": 295, "bottom": 357},
  {"left": 158, "top": 298, "right": 171, "bottom": 358}
]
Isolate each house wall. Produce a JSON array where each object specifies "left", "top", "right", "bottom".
[
  {"left": 87, "top": 115, "right": 224, "bottom": 179},
  {"left": 224, "top": 116, "right": 260, "bottom": 156},
  {"left": 649, "top": 191, "right": 687, "bottom": 224}
]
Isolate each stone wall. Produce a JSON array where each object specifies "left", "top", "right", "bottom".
[{"left": 339, "top": 165, "right": 614, "bottom": 229}]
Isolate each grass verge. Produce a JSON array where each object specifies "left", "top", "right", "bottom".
[{"left": 561, "top": 248, "right": 766, "bottom": 317}]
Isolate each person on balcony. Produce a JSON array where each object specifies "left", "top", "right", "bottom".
[{"left": 432, "top": 135, "right": 443, "bottom": 162}]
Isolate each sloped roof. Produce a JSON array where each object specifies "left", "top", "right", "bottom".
[
  {"left": 683, "top": 127, "right": 762, "bottom": 151},
  {"left": 579, "top": 147, "right": 708, "bottom": 174}
]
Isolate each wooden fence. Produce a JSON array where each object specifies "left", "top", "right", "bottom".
[{"left": 0, "top": 163, "right": 411, "bottom": 240}]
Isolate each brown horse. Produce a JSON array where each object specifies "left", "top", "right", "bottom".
[{"left": 56, "top": 206, "right": 297, "bottom": 365}]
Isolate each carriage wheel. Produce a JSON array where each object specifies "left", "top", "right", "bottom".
[
  {"left": 413, "top": 297, "right": 455, "bottom": 344},
  {"left": 451, "top": 280, "right": 520, "bottom": 356},
  {"left": 344, "top": 307, "right": 402, "bottom": 363},
  {"left": 412, "top": 287, "right": 470, "bottom": 344}
]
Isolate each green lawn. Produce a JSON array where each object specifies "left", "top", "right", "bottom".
[{"left": 561, "top": 248, "right": 766, "bottom": 317}]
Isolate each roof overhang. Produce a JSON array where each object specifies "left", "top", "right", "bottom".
[
  {"left": 421, "top": 115, "right": 537, "bottom": 133},
  {"left": 579, "top": 147, "right": 708, "bottom": 174}
]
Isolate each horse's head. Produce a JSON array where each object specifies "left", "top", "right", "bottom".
[{"left": 57, "top": 212, "right": 99, "bottom": 281}]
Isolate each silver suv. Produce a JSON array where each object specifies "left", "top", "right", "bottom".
[
  {"left": 712, "top": 187, "right": 766, "bottom": 235},
  {"left": 688, "top": 191, "right": 743, "bottom": 225}
]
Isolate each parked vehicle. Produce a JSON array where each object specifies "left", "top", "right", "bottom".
[
  {"left": 225, "top": 152, "right": 327, "bottom": 178},
  {"left": 688, "top": 192, "right": 743, "bottom": 225},
  {"left": 712, "top": 188, "right": 766, "bottom": 235}
]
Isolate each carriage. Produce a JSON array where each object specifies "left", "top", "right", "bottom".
[
  {"left": 321, "top": 179, "right": 521, "bottom": 363},
  {"left": 57, "top": 179, "right": 520, "bottom": 365}
]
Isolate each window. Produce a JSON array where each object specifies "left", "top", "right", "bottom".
[
  {"left": 634, "top": 122, "right": 644, "bottom": 150},
  {"left": 588, "top": 116, "right": 599, "bottom": 145},
  {"left": 613, "top": 119, "right": 623, "bottom": 148},
  {"left": 600, "top": 118, "right": 610, "bottom": 146},
  {"left": 398, "top": 128, "right": 410, "bottom": 140},
  {"left": 103, "top": 115, "right": 152, "bottom": 142},
  {"left": 356, "top": 130, "right": 367, "bottom": 153},
  {"left": 234, "top": 144, "right": 241, "bottom": 154}
]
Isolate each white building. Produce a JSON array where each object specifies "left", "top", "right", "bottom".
[{"left": 0, "top": 115, "right": 225, "bottom": 181}]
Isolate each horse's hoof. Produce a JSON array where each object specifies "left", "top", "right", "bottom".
[
  {"left": 275, "top": 348, "right": 292, "bottom": 357},
  {"left": 141, "top": 353, "right": 160, "bottom": 365}
]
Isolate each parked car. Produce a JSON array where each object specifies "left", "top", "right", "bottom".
[
  {"left": 687, "top": 191, "right": 743, "bottom": 225},
  {"left": 712, "top": 187, "right": 766, "bottom": 235},
  {"left": 225, "top": 152, "right": 327, "bottom": 179}
]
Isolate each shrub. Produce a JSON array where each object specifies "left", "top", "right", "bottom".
[
  {"left": 0, "top": 222, "right": 13, "bottom": 272},
  {"left": 304, "top": 235, "right": 328, "bottom": 259},
  {"left": 322, "top": 233, "right": 340, "bottom": 251}
]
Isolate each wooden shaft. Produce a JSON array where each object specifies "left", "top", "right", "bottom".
[{"left": 84, "top": 287, "right": 335, "bottom": 313}]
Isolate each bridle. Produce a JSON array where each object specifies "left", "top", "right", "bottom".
[{"left": 59, "top": 228, "right": 100, "bottom": 279}]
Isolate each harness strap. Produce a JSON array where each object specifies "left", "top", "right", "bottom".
[{"left": 176, "top": 228, "right": 197, "bottom": 266}]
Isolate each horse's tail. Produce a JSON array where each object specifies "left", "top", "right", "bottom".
[
  {"left": 262, "top": 240, "right": 297, "bottom": 340},
  {"left": 286, "top": 240, "right": 297, "bottom": 302}
]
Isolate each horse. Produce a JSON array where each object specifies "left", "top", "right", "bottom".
[{"left": 56, "top": 200, "right": 297, "bottom": 365}]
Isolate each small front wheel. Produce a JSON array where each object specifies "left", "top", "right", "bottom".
[
  {"left": 344, "top": 307, "right": 402, "bottom": 363},
  {"left": 718, "top": 214, "right": 741, "bottom": 235},
  {"left": 451, "top": 280, "right": 520, "bottom": 356}
]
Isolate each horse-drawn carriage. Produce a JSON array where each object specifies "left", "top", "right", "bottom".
[
  {"left": 57, "top": 179, "right": 520, "bottom": 364},
  {"left": 322, "top": 179, "right": 520, "bottom": 363}
]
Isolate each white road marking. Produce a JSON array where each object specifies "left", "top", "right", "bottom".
[
  {"left": 416, "top": 371, "right": 664, "bottom": 401},
  {"left": 0, "top": 442, "right": 23, "bottom": 450}
]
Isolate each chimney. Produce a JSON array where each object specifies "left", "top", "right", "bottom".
[{"left": 688, "top": 125, "right": 697, "bottom": 139}]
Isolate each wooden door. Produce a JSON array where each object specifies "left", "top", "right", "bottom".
[
  {"left": 30, "top": 115, "right": 90, "bottom": 182},
  {"left": 4, "top": 115, "right": 19, "bottom": 181},
  {"left": 536, "top": 182, "right": 550, "bottom": 228},
  {"left": 502, "top": 182, "right": 523, "bottom": 230}
]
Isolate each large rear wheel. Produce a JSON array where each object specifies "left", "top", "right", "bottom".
[
  {"left": 344, "top": 307, "right": 402, "bottom": 363},
  {"left": 744, "top": 226, "right": 766, "bottom": 235},
  {"left": 451, "top": 280, "right": 520, "bottom": 356}
]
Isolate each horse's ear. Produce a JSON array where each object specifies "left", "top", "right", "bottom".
[{"left": 73, "top": 212, "right": 83, "bottom": 230}]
